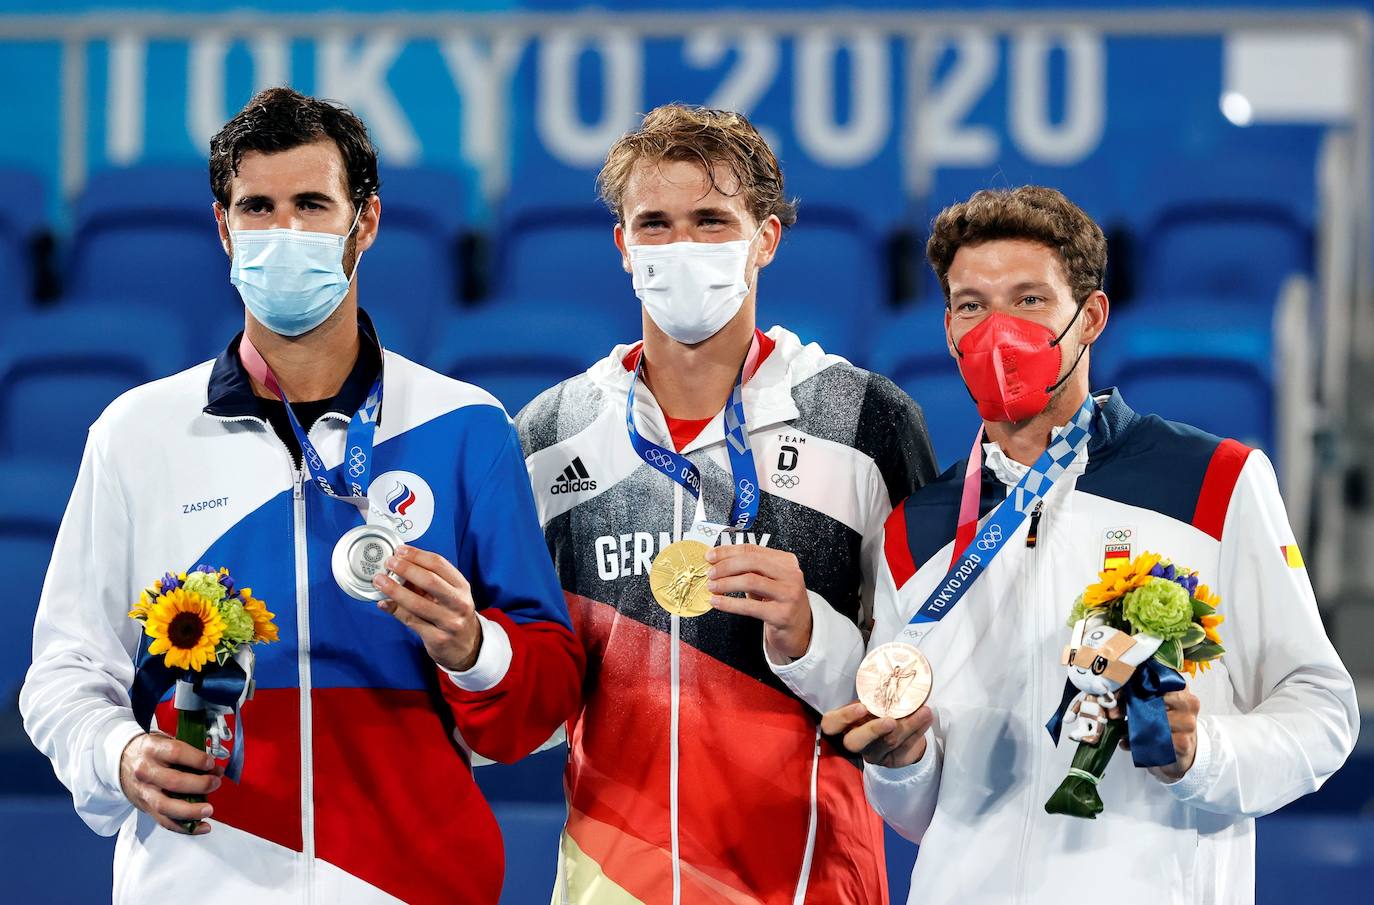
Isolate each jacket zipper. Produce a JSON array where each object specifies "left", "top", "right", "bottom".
[
  {"left": 1025, "top": 501, "right": 1043, "bottom": 548},
  {"left": 207, "top": 410, "right": 320, "bottom": 900},
  {"left": 669, "top": 481, "right": 683, "bottom": 905},
  {"left": 1014, "top": 499, "right": 1047, "bottom": 903},
  {"left": 792, "top": 729, "right": 822, "bottom": 904},
  {"left": 293, "top": 467, "right": 315, "bottom": 901}
]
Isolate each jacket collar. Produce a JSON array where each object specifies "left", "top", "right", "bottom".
[
  {"left": 974, "top": 387, "right": 1139, "bottom": 488},
  {"left": 1085, "top": 387, "right": 1140, "bottom": 462},
  {"left": 203, "top": 309, "right": 384, "bottom": 423},
  {"left": 587, "top": 325, "right": 823, "bottom": 453}
]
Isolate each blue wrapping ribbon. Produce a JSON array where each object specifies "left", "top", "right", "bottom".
[
  {"left": 131, "top": 638, "right": 252, "bottom": 781},
  {"left": 1045, "top": 658, "right": 1187, "bottom": 768}
]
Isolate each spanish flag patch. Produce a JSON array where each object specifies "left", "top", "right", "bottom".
[{"left": 1281, "top": 544, "right": 1305, "bottom": 568}]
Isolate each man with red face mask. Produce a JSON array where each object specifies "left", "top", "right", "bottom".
[{"left": 805, "top": 187, "right": 1357, "bottom": 904}]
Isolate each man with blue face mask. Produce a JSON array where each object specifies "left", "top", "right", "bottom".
[
  {"left": 22, "top": 87, "right": 584, "bottom": 904},
  {"left": 515, "top": 104, "right": 939, "bottom": 904}
]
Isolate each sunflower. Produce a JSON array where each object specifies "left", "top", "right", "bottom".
[
  {"left": 1194, "top": 583, "right": 1222, "bottom": 610},
  {"left": 1201, "top": 612, "right": 1225, "bottom": 644},
  {"left": 144, "top": 588, "right": 225, "bottom": 671},
  {"left": 240, "top": 590, "right": 279, "bottom": 644},
  {"left": 128, "top": 590, "right": 155, "bottom": 621},
  {"left": 1082, "top": 552, "right": 1163, "bottom": 608},
  {"left": 1182, "top": 658, "right": 1214, "bottom": 677}
]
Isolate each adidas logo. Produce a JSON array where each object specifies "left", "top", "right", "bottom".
[{"left": 551, "top": 456, "right": 598, "bottom": 494}]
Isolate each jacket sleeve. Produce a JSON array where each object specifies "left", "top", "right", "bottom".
[
  {"left": 864, "top": 731, "right": 944, "bottom": 843},
  {"left": 766, "top": 377, "right": 940, "bottom": 713},
  {"left": 439, "top": 421, "right": 585, "bottom": 764},
  {"left": 1155, "top": 450, "right": 1358, "bottom": 816},
  {"left": 20, "top": 428, "right": 146, "bottom": 835},
  {"left": 857, "top": 513, "right": 944, "bottom": 841}
]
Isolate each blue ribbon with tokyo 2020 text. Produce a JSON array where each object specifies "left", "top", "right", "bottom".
[
  {"left": 897, "top": 395, "right": 1097, "bottom": 646},
  {"left": 625, "top": 358, "right": 760, "bottom": 531}
]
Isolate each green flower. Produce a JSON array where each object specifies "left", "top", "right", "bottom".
[
  {"left": 218, "top": 599, "right": 255, "bottom": 645},
  {"left": 1122, "top": 578, "right": 1194, "bottom": 640},
  {"left": 1067, "top": 594, "right": 1089, "bottom": 627},
  {"left": 183, "top": 571, "right": 227, "bottom": 604}
]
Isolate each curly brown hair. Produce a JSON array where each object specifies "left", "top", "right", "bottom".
[
  {"left": 598, "top": 104, "right": 798, "bottom": 230},
  {"left": 927, "top": 186, "right": 1106, "bottom": 305},
  {"left": 209, "top": 87, "right": 380, "bottom": 210}
]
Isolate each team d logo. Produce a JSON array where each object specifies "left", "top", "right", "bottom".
[{"left": 367, "top": 471, "right": 435, "bottom": 542}]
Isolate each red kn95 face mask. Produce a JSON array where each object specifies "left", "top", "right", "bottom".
[{"left": 953, "top": 304, "right": 1090, "bottom": 423}]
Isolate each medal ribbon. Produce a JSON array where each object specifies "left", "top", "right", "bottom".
[
  {"left": 239, "top": 331, "right": 383, "bottom": 501},
  {"left": 897, "top": 395, "right": 1097, "bottom": 645},
  {"left": 625, "top": 345, "right": 762, "bottom": 532}
]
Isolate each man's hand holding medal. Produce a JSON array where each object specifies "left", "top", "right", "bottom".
[
  {"left": 704, "top": 544, "right": 813, "bottom": 660},
  {"left": 373, "top": 546, "right": 484, "bottom": 674}
]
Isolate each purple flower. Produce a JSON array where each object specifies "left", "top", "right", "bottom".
[
  {"left": 193, "top": 564, "right": 216, "bottom": 574},
  {"left": 219, "top": 573, "right": 236, "bottom": 596},
  {"left": 161, "top": 571, "right": 181, "bottom": 591},
  {"left": 1180, "top": 574, "right": 1199, "bottom": 595},
  {"left": 1150, "top": 563, "right": 1178, "bottom": 582}
]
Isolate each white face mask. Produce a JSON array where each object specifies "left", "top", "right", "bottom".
[{"left": 628, "top": 224, "right": 764, "bottom": 345}]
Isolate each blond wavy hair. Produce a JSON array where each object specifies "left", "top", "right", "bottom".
[{"left": 598, "top": 104, "right": 798, "bottom": 230}]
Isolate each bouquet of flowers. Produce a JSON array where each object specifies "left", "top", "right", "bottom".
[
  {"left": 1044, "top": 552, "right": 1224, "bottom": 819},
  {"left": 129, "top": 566, "right": 277, "bottom": 830}
]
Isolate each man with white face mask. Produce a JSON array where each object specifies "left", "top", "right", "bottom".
[
  {"left": 515, "top": 104, "right": 938, "bottom": 904},
  {"left": 22, "top": 87, "right": 584, "bottom": 904}
]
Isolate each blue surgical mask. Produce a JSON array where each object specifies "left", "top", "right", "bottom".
[{"left": 229, "top": 205, "right": 363, "bottom": 337}]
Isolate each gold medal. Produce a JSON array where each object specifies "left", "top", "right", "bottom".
[{"left": 649, "top": 540, "right": 713, "bottom": 617}]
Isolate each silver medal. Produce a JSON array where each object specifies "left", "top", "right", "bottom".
[{"left": 332, "top": 524, "right": 403, "bottom": 601}]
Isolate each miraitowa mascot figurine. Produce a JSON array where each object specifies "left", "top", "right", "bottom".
[
  {"left": 1059, "top": 619, "right": 1162, "bottom": 745},
  {"left": 1043, "top": 614, "right": 1184, "bottom": 818},
  {"left": 1045, "top": 555, "right": 1216, "bottom": 818}
]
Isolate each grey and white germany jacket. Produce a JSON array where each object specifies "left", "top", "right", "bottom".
[{"left": 516, "top": 325, "right": 938, "bottom": 905}]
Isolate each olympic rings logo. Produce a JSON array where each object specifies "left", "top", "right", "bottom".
[
  {"left": 306, "top": 447, "right": 324, "bottom": 470},
  {"left": 771, "top": 474, "right": 800, "bottom": 489},
  {"left": 737, "top": 479, "right": 756, "bottom": 505},
  {"left": 1104, "top": 529, "right": 1133, "bottom": 541},
  {"left": 976, "top": 524, "right": 1004, "bottom": 551},
  {"left": 646, "top": 449, "right": 676, "bottom": 473},
  {"left": 347, "top": 446, "right": 368, "bottom": 477}
]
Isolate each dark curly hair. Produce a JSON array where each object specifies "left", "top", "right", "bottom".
[
  {"left": 598, "top": 104, "right": 798, "bottom": 230},
  {"left": 927, "top": 186, "right": 1107, "bottom": 305},
  {"left": 209, "top": 86, "right": 380, "bottom": 210}
]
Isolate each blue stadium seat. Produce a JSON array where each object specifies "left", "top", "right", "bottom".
[
  {"left": 65, "top": 165, "right": 239, "bottom": 315},
  {"left": 764, "top": 205, "right": 886, "bottom": 362},
  {"left": 0, "top": 167, "right": 45, "bottom": 312},
  {"left": 1132, "top": 131, "right": 1318, "bottom": 304},
  {"left": 760, "top": 295, "right": 875, "bottom": 367},
  {"left": 870, "top": 307, "right": 977, "bottom": 471},
  {"left": 1138, "top": 205, "right": 1310, "bottom": 302},
  {"left": 0, "top": 459, "right": 70, "bottom": 703},
  {"left": 1094, "top": 297, "right": 1274, "bottom": 453},
  {"left": 0, "top": 306, "right": 194, "bottom": 467},
  {"left": 363, "top": 166, "right": 468, "bottom": 359},
  {"left": 430, "top": 305, "right": 634, "bottom": 416},
  {"left": 493, "top": 204, "right": 629, "bottom": 316}
]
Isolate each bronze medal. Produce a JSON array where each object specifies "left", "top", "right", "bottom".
[{"left": 857, "top": 641, "right": 934, "bottom": 719}]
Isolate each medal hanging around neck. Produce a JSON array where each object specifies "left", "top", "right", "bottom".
[
  {"left": 857, "top": 396, "right": 1098, "bottom": 720},
  {"left": 626, "top": 354, "right": 761, "bottom": 618},
  {"left": 238, "top": 331, "right": 402, "bottom": 601}
]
